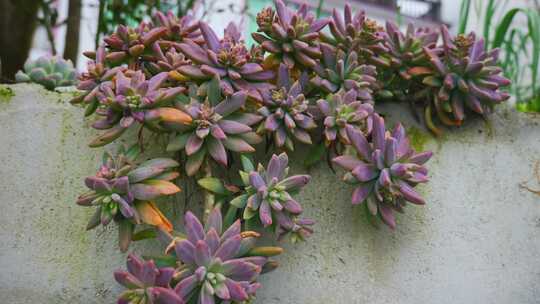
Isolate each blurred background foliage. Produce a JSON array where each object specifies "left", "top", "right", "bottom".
[{"left": 458, "top": 0, "right": 540, "bottom": 112}]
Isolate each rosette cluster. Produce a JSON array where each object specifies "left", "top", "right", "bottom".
[
  {"left": 333, "top": 114, "right": 432, "bottom": 228},
  {"left": 173, "top": 208, "right": 282, "bottom": 303},
  {"left": 421, "top": 26, "right": 510, "bottom": 133},
  {"left": 317, "top": 89, "right": 374, "bottom": 147},
  {"left": 310, "top": 44, "right": 377, "bottom": 101},
  {"left": 177, "top": 23, "right": 275, "bottom": 101},
  {"left": 76, "top": 146, "right": 180, "bottom": 250},
  {"left": 376, "top": 22, "right": 439, "bottom": 100},
  {"left": 87, "top": 70, "right": 191, "bottom": 147},
  {"left": 320, "top": 4, "right": 388, "bottom": 66},
  {"left": 252, "top": 0, "right": 329, "bottom": 68},
  {"left": 232, "top": 153, "right": 313, "bottom": 242},
  {"left": 257, "top": 64, "right": 316, "bottom": 151},
  {"left": 15, "top": 55, "right": 77, "bottom": 90},
  {"left": 115, "top": 254, "right": 183, "bottom": 304},
  {"left": 102, "top": 22, "right": 167, "bottom": 65},
  {"left": 67, "top": 1, "right": 514, "bottom": 301},
  {"left": 167, "top": 87, "right": 262, "bottom": 176}
]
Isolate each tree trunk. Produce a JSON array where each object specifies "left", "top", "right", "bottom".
[
  {"left": 63, "top": 0, "right": 82, "bottom": 66},
  {"left": 0, "top": 0, "right": 40, "bottom": 81}
]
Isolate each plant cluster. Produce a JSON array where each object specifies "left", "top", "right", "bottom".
[
  {"left": 71, "top": 1, "right": 509, "bottom": 302},
  {"left": 15, "top": 55, "right": 78, "bottom": 90}
]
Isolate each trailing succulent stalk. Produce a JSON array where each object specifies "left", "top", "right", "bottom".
[
  {"left": 202, "top": 160, "right": 215, "bottom": 223},
  {"left": 69, "top": 0, "right": 512, "bottom": 302}
]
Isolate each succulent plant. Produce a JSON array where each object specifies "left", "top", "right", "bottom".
[
  {"left": 252, "top": 0, "right": 329, "bottom": 69},
  {"left": 421, "top": 26, "right": 510, "bottom": 133},
  {"left": 89, "top": 70, "right": 192, "bottom": 147},
  {"left": 311, "top": 43, "right": 377, "bottom": 101},
  {"left": 176, "top": 22, "right": 274, "bottom": 102},
  {"left": 115, "top": 254, "right": 184, "bottom": 304},
  {"left": 143, "top": 46, "right": 191, "bottom": 78},
  {"left": 70, "top": 46, "right": 126, "bottom": 115},
  {"left": 320, "top": 4, "right": 388, "bottom": 66},
  {"left": 316, "top": 89, "right": 374, "bottom": 147},
  {"left": 167, "top": 82, "right": 262, "bottom": 176},
  {"left": 383, "top": 22, "right": 439, "bottom": 79},
  {"left": 15, "top": 55, "right": 77, "bottom": 90},
  {"left": 76, "top": 146, "right": 180, "bottom": 251},
  {"left": 173, "top": 207, "right": 282, "bottom": 303},
  {"left": 375, "top": 22, "right": 439, "bottom": 101},
  {"left": 275, "top": 215, "right": 315, "bottom": 243},
  {"left": 232, "top": 153, "right": 312, "bottom": 239},
  {"left": 152, "top": 11, "right": 202, "bottom": 44},
  {"left": 257, "top": 64, "right": 316, "bottom": 151},
  {"left": 332, "top": 114, "right": 432, "bottom": 229},
  {"left": 103, "top": 22, "right": 167, "bottom": 65}
]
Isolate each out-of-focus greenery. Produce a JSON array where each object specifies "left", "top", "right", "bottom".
[{"left": 459, "top": 0, "right": 540, "bottom": 112}]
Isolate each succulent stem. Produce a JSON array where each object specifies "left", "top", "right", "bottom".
[{"left": 202, "top": 159, "right": 215, "bottom": 223}]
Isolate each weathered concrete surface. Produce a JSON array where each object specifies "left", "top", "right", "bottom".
[{"left": 1, "top": 84, "right": 540, "bottom": 303}]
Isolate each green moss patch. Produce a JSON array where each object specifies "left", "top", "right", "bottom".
[
  {"left": 0, "top": 86, "right": 15, "bottom": 102},
  {"left": 407, "top": 126, "right": 431, "bottom": 152}
]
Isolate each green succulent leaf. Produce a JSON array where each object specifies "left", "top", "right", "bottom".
[
  {"left": 240, "top": 154, "right": 255, "bottom": 172},
  {"left": 167, "top": 133, "right": 190, "bottom": 152},
  {"left": 304, "top": 142, "right": 326, "bottom": 168},
  {"left": 197, "top": 177, "right": 230, "bottom": 195},
  {"left": 142, "top": 254, "right": 178, "bottom": 268},
  {"left": 230, "top": 194, "right": 248, "bottom": 208},
  {"left": 207, "top": 75, "right": 221, "bottom": 105},
  {"left": 132, "top": 228, "right": 157, "bottom": 241}
]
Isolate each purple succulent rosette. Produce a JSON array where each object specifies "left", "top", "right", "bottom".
[
  {"left": 238, "top": 153, "right": 313, "bottom": 238},
  {"left": 167, "top": 90, "right": 262, "bottom": 176},
  {"left": 176, "top": 22, "right": 274, "bottom": 102},
  {"left": 89, "top": 70, "right": 191, "bottom": 147},
  {"left": 252, "top": 0, "right": 329, "bottom": 68},
  {"left": 174, "top": 207, "right": 280, "bottom": 303},
  {"left": 421, "top": 26, "right": 510, "bottom": 133},
  {"left": 152, "top": 11, "right": 202, "bottom": 44},
  {"left": 70, "top": 46, "right": 126, "bottom": 115},
  {"left": 332, "top": 114, "right": 432, "bottom": 229},
  {"left": 103, "top": 22, "right": 167, "bottom": 65},
  {"left": 275, "top": 215, "right": 315, "bottom": 243},
  {"left": 320, "top": 4, "right": 388, "bottom": 66},
  {"left": 383, "top": 22, "right": 439, "bottom": 76},
  {"left": 311, "top": 43, "right": 378, "bottom": 100},
  {"left": 375, "top": 22, "right": 439, "bottom": 101},
  {"left": 76, "top": 147, "right": 180, "bottom": 250},
  {"left": 257, "top": 64, "right": 316, "bottom": 151},
  {"left": 115, "top": 254, "right": 183, "bottom": 304},
  {"left": 143, "top": 45, "right": 191, "bottom": 78},
  {"left": 317, "top": 89, "right": 374, "bottom": 147}
]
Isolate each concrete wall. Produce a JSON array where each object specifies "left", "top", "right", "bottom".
[{"left": 0, "top": 84, "right": 539, "bottom": 303}]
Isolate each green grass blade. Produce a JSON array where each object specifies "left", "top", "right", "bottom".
[
  {"left": 524, "top": 9, "right": 540, "bottom": 93},
  {"left": 458, "top": 0, "right": 472, "bottom": 34},
  {"left": 492, "top": 8, "right": 521, "bottom": 49},
  {"left": 316, "top": 0, "right": 324, "bottom": 18},
  {"left": 483, "top": 0, "right": 498, "bottom": 45}
]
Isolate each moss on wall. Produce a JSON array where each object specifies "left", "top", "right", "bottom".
[{"left": 0, "top": 86, "right": 15, "bottom": 103}]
